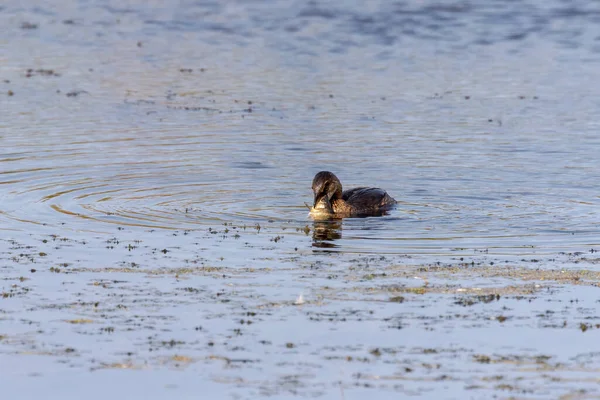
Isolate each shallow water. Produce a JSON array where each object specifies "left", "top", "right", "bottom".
[{"left": 2, "top": 0, "right": 600, "bottom": 399}]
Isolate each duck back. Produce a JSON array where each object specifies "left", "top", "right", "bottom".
[{"left": 342, "top": 187, "right": 396, "bottom": 211}]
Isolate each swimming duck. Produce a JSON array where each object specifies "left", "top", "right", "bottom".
[{"left": 310, "top": 171, "right": 396, "bottom": 218}]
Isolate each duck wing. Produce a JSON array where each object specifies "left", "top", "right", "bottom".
[{"left": 342, "top": 187, "right": 396, "bottom": 208}]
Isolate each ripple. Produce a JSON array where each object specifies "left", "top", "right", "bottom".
[{"left": 0, "top": 153, "right": 313, "bottom": 232}]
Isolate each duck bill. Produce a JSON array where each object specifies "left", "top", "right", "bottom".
[
  {"left": 312, "top": 194, "right": 333, "bottom": 213},
  {"left": 313, "top": 193, "right": 322, "bottom": 208}
]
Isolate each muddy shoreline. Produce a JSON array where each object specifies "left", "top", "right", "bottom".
[{"left": 2, "top": 226, "right": 600, "bottom": 399}]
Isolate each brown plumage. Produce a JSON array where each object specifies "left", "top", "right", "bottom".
[{"left": 310, "top": 171, "right": 396, "bottom": 218}]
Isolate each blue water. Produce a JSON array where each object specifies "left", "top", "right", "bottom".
[{"left": 2, "top": 0, "right": 600, "bottom": 398}]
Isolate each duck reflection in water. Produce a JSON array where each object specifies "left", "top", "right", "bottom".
[{"left": 311, "top": 220, "right": 342, "bottom": 248}]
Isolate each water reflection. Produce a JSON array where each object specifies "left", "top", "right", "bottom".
[{"left": 312, "top": 220, "right": 342, "bottom": 248}]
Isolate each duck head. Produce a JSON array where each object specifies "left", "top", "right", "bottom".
[{"left": 311, "top": 171, "right": 343, "bottom": 213}]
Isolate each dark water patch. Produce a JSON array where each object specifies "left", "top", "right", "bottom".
[
  {"left": 102, "top": 5, "right": 138, "bottom": 15},
  {"left": 232, "top": 161, "right": 272, "bottom": 169}
]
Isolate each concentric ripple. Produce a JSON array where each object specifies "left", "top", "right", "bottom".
[
  {"left": 2, "top": 111, "right": 600, "bottom": 256},
  {"left": 1, "top": 158, "right": 304, "bottom": 231}
]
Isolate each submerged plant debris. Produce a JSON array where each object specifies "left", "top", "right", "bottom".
[{"left": 2, "top": 228, "right": 600, "bottom": 399}]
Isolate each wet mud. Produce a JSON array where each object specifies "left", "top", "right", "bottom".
[{"left": 2, "top": 225, "right": 600, "bottom": 399}]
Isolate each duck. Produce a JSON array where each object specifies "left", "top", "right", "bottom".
[{"left": 310, "top": 171, "right": 396, "bottom": 218}]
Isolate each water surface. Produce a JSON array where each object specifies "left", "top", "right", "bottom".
[{"left": 2, "top": 0, "right": 600, "bottom": 399}]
